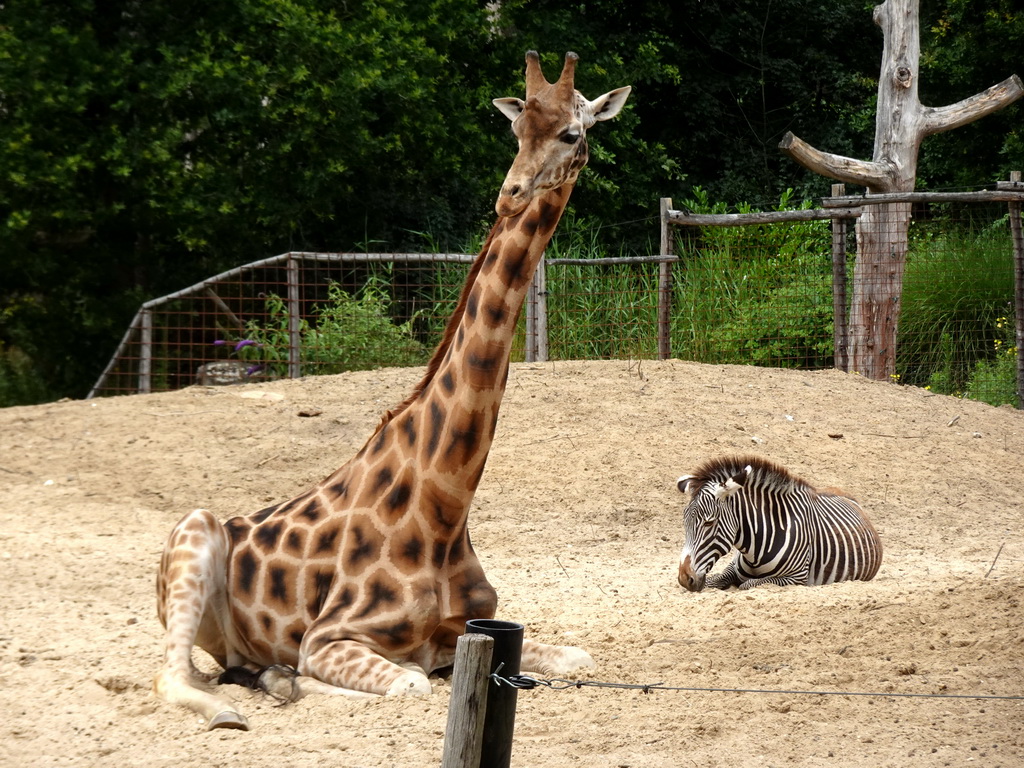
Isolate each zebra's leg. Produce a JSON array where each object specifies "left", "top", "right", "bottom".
[
  {"left": 737, "top": 574, "right": 806, "bottom": 590},
  {"left": 705, "top": 556, "right": 743, "bottom": 589},
  {"left": 736, "top": 549, "right": 812, "bottom": 589}
]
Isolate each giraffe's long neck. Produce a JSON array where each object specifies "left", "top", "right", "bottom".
[{"left": 374, "top": 184, "right": 572, "bottom": 498}]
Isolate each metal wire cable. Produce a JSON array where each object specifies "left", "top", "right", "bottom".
[{"left": 488, "top": 665, "right": 1023, "bottom": 702}]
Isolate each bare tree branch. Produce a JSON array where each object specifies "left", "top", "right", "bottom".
[
  {"left": 778, "top": 132, "right": 892, "bottom": 190},
  {"left": 921, "top": 75, "right": 1024, "bottom": 137}
]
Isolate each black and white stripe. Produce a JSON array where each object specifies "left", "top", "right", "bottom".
[{"left": 676, "top": 456, "right": 882, "bottom": 592}]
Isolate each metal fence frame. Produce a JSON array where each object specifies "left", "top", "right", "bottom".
[{"left": 87, "top": 252, "right": 476, "bottom": 398}]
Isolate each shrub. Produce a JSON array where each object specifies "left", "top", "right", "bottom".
[
  {"left": 235, "top": 278, "right": 428, "bottom": 376},
  {"left": 0, "top": 344, "right": 49, "bottom": 406},
  {"left": 964, "top": 314, "right": 1019, "bottom": 408},
  {"left": 673, "top": 187, "right": 834, "bottom": 366}
]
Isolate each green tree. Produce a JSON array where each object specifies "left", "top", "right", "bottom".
[
  {"left": 493, "top": 0, "right": 883, "bottom": 208},
  {"left": 918, "top": 0, "right": 1024, "bottom": 187},
  {"left": 2, "top": 0, "right": 1020, "bottom": 405},
  {"left": 0, "top": 0, "right": 498, "bottom": 403}
]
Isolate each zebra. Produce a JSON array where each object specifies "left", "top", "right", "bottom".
[{"left": 675, "top": 455, "right": 882, "bottom": 592}]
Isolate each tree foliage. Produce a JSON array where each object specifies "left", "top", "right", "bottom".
[
  {"left": 1, "top": 0, "right": 1020, "bottom": 404},
  {"left": 918, "top": 0, "right": 1024, "bottom": 187},
  {"left": 495, "top": 0, "right": 882, "bottom": 203},
  {"left": 1, "top": 0, "right": 498, "bottom": 402}
]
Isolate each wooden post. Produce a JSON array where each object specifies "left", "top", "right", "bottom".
[
  {"left": 88, "top": 310, "right": 144, "bottom": 398},
  {"left": 204, "top": 287, "right": 246, "bottom": 330},
  {"left": 139, "top": 308, "right": 153, "bottom": 394},
  {"left": 1007, "top": 171, "right": 1024, "bottom": 408},
  {"left": 535, "top": 258, "right": 548, "bottom": 363},
  {"left": 441, "top": 634, "right": 494, "bottom": 768},
  {"left": 464, "top": 619, "right": 524, "bottom": 768},
  {"left": 525, "top": 268, "right": 538, "bottom": 363},
  {"left": 525, "top": 255, "right": 548, "bottom": 363},
  {"left": 286, "top": 256, "right": 302, "bottom": 379},
  {"left": 830, "top": 184, "right": 850, "bottom": 371},
  {"left": 658, "top": 198, "right": 675, "bottom": 359}
]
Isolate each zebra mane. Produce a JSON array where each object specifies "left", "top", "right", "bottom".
[{"left": 688, "top": 455, "right": 811, "bottom": 495}]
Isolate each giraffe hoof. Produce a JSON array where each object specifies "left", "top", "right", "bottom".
[
  {"left": 207, "top": 710, "right": 250, "bottom": 731},
  {"left": 548, "top": 646, "right": 596, "bottom": 676},
  {"left": 386, "top": 670, "right": 432, "bottom": 697}
]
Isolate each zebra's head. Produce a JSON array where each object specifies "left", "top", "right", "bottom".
[{"left": 676, "top": 464, "right": 750, "bottom": 592}]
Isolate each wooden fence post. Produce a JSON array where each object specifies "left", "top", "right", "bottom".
[
  {"left": 1005, "top": 171, "right": 1024, "bottom": 406},
  {"left": 658, "top": 198, "right": 675, "bottom": 359},
  {"left": 286, "top": 255, "right": 302, "bottom": 379},
  {"left": 535, "top": 259, "right": 548, "bottom": 362},
  {"left": 525, "top": 268, "right": 537, "bottom": 363},
  {"left": 139, "top": 308, "right": 153, "bottom": 394},
  {"left": 525, "top": 254, "right": 549, "bottom": 363},
  {"left": 441, "top": 633, "right": 494, "bottom": 768},
  {"left": 830, "top": 184, "right": 850, "bottom": 371}
]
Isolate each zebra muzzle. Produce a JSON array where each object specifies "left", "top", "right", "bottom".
[{"left": 677, "top": 556, "right": 706, "bottom": 592}]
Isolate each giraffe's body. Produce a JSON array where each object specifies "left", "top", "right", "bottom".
[{"left": 154, "top": 51, "right": 630, "bottom": 730}]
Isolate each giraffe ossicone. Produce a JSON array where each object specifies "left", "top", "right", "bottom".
[{"left": 153, "top": 51, "right": 631, "bottom": 731}]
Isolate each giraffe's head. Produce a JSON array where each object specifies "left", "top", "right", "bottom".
[{"left": 492, "top": 51, "right": 631, "bottom": 218}]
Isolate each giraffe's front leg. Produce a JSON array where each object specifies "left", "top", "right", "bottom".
[
  {"left": 154, "top": 509, "right": 249, "bottom": 731},
  {"left": 298, "top": 638, "right": 433, "bottom": 696},
  {"left": 296, "top": 577, "right": 443, "bottom": 696},
  {"left": 520, "top": 638, "right": 596, "bottom": 679},
  {"left": 250, "top": 665, "right": 381, "bottom": 702}
]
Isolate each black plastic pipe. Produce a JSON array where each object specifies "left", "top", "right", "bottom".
[{"left": 464, "top": 619, "right": 524, "bottom": 768}]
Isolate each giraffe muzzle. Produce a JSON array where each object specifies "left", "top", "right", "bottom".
[{"left": 495, "top": 183, "right": 531, "bottom": 218}]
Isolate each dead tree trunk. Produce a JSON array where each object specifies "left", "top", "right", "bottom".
[{"left": 779, "top": 0, "right": 1022, "bottom": 380}]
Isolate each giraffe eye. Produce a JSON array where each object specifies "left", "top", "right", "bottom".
[{"left": 560, "top": 132, "right": 581, "bottom": 145}]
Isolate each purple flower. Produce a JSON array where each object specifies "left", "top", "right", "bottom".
[
  {"left": 213, "top": 339, "right": 227, "bottom": 347},
  {"left": 245, "top": 364, "right": 265, "bottom": 376},
  {"left": 234, "top": 339, "right": 259, "bottom": 351}
]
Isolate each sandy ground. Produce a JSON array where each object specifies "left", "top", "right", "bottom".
[{"left": 1, "top": 358, "right": 1022, "bottom": 767}]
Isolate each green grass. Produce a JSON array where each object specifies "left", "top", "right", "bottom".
[
  {"left": 671, "top": 189, "right": 834, "bottom": 367},
  {"left": 897, "top": 222, "right": 1015, "bottom": 400},
  {"left": 224, "top": 199, "right": 1018, "bottom": 410}
]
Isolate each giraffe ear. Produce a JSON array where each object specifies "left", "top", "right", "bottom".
[
  {"left": 584, "top": 86, "right": 632, "bottom": 124},
  {"left": 493, "top": 97, "right": 525, "bottom": 122}
]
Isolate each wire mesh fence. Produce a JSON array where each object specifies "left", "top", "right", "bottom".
[
  {"left": 663, "top": 186, "right": 1023, "bottom": 408},
  {"left": 90, "top": 186, "right": 1023, "bottom": 410},
  {"left": 89, "top": 254, "right": 474, "bottom": 397}
]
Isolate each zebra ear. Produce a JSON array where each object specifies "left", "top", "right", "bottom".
[
  {"left": 676, "top": 475, "right": 696, "bottom": 494},
  {"left": 713, "top": 480, "right": 740, "bottom": 500},
  {"left": 715, "top": 477, "right": 744, "bottom": 499},
  {"left": 729, "top": 467, "right": 751, "bottom": 487}
]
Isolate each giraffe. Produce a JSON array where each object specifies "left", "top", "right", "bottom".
[{"left": 153, "top": 51, "right": 631, "bottom": 731}]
